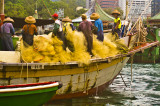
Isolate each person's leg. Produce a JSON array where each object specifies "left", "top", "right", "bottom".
[
  {"left": 97, "top": 30, "right": 104, "bottom": 42},
  {"left": 86, "top": 35, "right": 93, "bottom": 55},
  {"left": 57, "top": 32, "right": 66, "bottom": 50},
  {"left": 1, "top": 35, "right": 6, "bottom": 51}
]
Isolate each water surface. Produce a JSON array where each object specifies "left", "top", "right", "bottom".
[{"left": 46, "top": 64, "right": 160, "bottom": 106}]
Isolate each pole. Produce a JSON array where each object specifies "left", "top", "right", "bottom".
[
  {"left": 0, "top": 0, "right": 5, "bottom": 27},
  {"left": 0, "top": 0, "right": 4, "bottom": 14},
  {"left": 126, "top": 0, "right": 128, "bottom": 20}
]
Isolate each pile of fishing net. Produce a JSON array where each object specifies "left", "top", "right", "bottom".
[
  {"left": 21, "top": 34, "right": 71, "bottom": 63},
  {"left": 92, "top": 33, "right": 128, "bottom": 58},
  {"left": 20, "top": 26, "right": 128, "bottom": 64}
]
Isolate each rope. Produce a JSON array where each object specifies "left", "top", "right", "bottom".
[
  {"left": 95, "top": 63, "right": 99, "bottom": 96},
  {"left": 130, "top": 54, "right": 134, "bottom": 86},
  {"left": 37, "top": 0, "right": 52, "bottom": 18},
  {"left": 83, "top": 66, "right": 90, "bottom": 95},
  {"left": 20, "top": 63, "right": 23, "bottom": 79},
  {"left": 41, "top": 0, "right": 52, "bottom": 17},
  {"left": 27, "top": 63, "right": 29, "bottom": 84},
  {"left": 83, "top": 67, "right": 87, "bottom": 93},
  {"left": 120, "top": 73, "right": 127, "bottom": 87}
]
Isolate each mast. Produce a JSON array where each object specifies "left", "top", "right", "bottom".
[
  {"left": 126, "top": 0, "right": 128, "bottom": 20},
  {"left": 0, "top": 0, "right": 4, "bottom": 14},
  {"left": 0, "top": 0, "right": 5, "bottom": 26}
]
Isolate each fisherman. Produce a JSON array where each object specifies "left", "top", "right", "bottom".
[
  {"left": 78, "top": 14, "right": 93, "bottom": 55},
  {"left": 22, "top": 16, "right": 38, "bottom": 46},
  {"left": 0, "top": 17, "right": 15, "bottom": 51},
  {"left": 90, "top": 13, "right": 104, "bottom": 42},
  {"left": 52, "top": 13, "right": 65, "bottom": 50},
  {"left": 62, "top": 16, "right": 76, "bottom": 52},
  {"left": 112, "top": 10, "right": 121, "bottom": 38}
]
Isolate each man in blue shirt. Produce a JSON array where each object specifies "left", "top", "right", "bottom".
[{"left": 90, "top": 13, "right": 104, "bottom": 42}]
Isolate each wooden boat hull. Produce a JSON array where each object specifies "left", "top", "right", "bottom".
[
  {"left": 0, "top": 82, "right": 60, "bottom": 106},
  {"left": 0, "top": 57, "right": 129, "bottom": 100}
]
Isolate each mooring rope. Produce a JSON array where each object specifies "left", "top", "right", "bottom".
[
  {"left": 120, "top": 73, "right": 127, "bottom": 87},
  {"left": 95, "top": 63, "right": 100, "bottom": 96},
  {"left": 130, "top": 54, "right": 134, "bottom": 86},
  {"left": 83, "top": 67, "right": 89, "bottom": 94}
]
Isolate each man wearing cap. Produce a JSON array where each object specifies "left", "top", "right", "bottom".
[
  {"left": 62, "top": 16, "right": 76, "bottom": 52},
  {"left": 78, "top": 14, "right": 93, "bottom": 55},
  {"left": 0, "top": 17, "right": 15, "bottom": 51},
  {"left": 22, "top": 16, "right": 38, "bottom": 46},
  {"left": 52, "top": 13, "right": 65, "bottom": 50},
  {"left": 112, "top": 10, "right": 121, "bottom": 38},
  {"left": 90, "top": 13, "right": 104, "bottom": 42}
]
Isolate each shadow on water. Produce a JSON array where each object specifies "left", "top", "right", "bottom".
[
  {"left": 45, "top": 64, "right": 160, "bottom": 106},
  {"left": 46, "top": 89, "right": 136, "bottom": 106}
]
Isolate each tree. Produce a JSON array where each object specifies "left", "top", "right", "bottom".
[
  {"left": 4, "top": 1, "right": 28, "bottom": 17},
  {"left": 74, "top": 8, "right": 87, "bottom": 17},
  {"left": 103, "top": 7, "right": 124, "bottom": 18},
  {"left": 4, "top": 0, "right": 86, "bottom": 19}
]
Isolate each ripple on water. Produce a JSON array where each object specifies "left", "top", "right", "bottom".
[{"left": 45, "top": 64, "right": 160, "bottom": 106}]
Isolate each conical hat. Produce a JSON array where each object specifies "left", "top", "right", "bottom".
[
  {"left": 3, "top": 17, "right": 14, "bottom": 23},
  {"left": 90, "top": 13, "right": 100, "bottom": 20},
  {"left": 112, "top": 10, "right": 120, "bottom": 15},
  {"left": 62, "top": 16, "right": 72, "bottom": 22},
  {"left": 25, "top": 16, "right": 36, "bottom": 24}
]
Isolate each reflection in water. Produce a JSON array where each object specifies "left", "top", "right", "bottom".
[{"left": 46, "top": 64, "right": 160, "bottom": 106}]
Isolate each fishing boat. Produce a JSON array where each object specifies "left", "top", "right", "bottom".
[
  {"left": 0, "top": 81, "right": 61, "bottom": 106},
  {"left": 0, "top": 0, "right": 159, "bottom": 101}
]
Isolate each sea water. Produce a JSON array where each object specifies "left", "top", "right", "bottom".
[{"left": 46, "top": 64, "right": 160, "bottom": 106}]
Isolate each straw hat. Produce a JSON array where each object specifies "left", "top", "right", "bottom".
[
  {"left": 62, "top": 16, "right": 72, "bottom": 22},
  {"left": 3, "top": 17, "right": 14, "bottom": 23},
  {"left": 25, "top": 16, "right": 36, "bottom": 24},
  {"left": 90, "top": 13, "right": 100, "bottom": 20},
  {"left": 112, "top": 10, "right": 120, "bottom": 15},
  {"left": 81, "top": 14, "right": 87, "bottom": 19}
]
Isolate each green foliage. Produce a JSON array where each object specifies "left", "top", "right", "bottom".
[
  {"left": 4, "top": 0, "right": 86, "bottom": 19},
  {"left": 103, "top": 7, "right": 124, "bottom": 18},
  {"left": 74, "top": 9, "right": 87, "bottom": 18}
]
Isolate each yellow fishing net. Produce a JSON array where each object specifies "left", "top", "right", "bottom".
[{"left": 20, "top": 25, "right": 128, "bottom": 64}]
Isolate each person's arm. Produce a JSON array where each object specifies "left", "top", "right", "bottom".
[
  {"left": 70, "top": 24, "right": 76, "bottom": 31},
  {"left": 78, "top": 23, "right": 82, "bottom": 31},
  {"left": 34, "top": 26, "right": 38, "bottom": 35},
  {"left": 53, "top": 23, "right": 60, "bottom": 35},
  {"left": 10, "top": 24, "right": 15, "bottom": 35},
  {"left": 115, "top": 20, "right": 120, "bottom": 29},
  {"left": 94, "top": 21, "right": 99, "bottom": 28}
]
